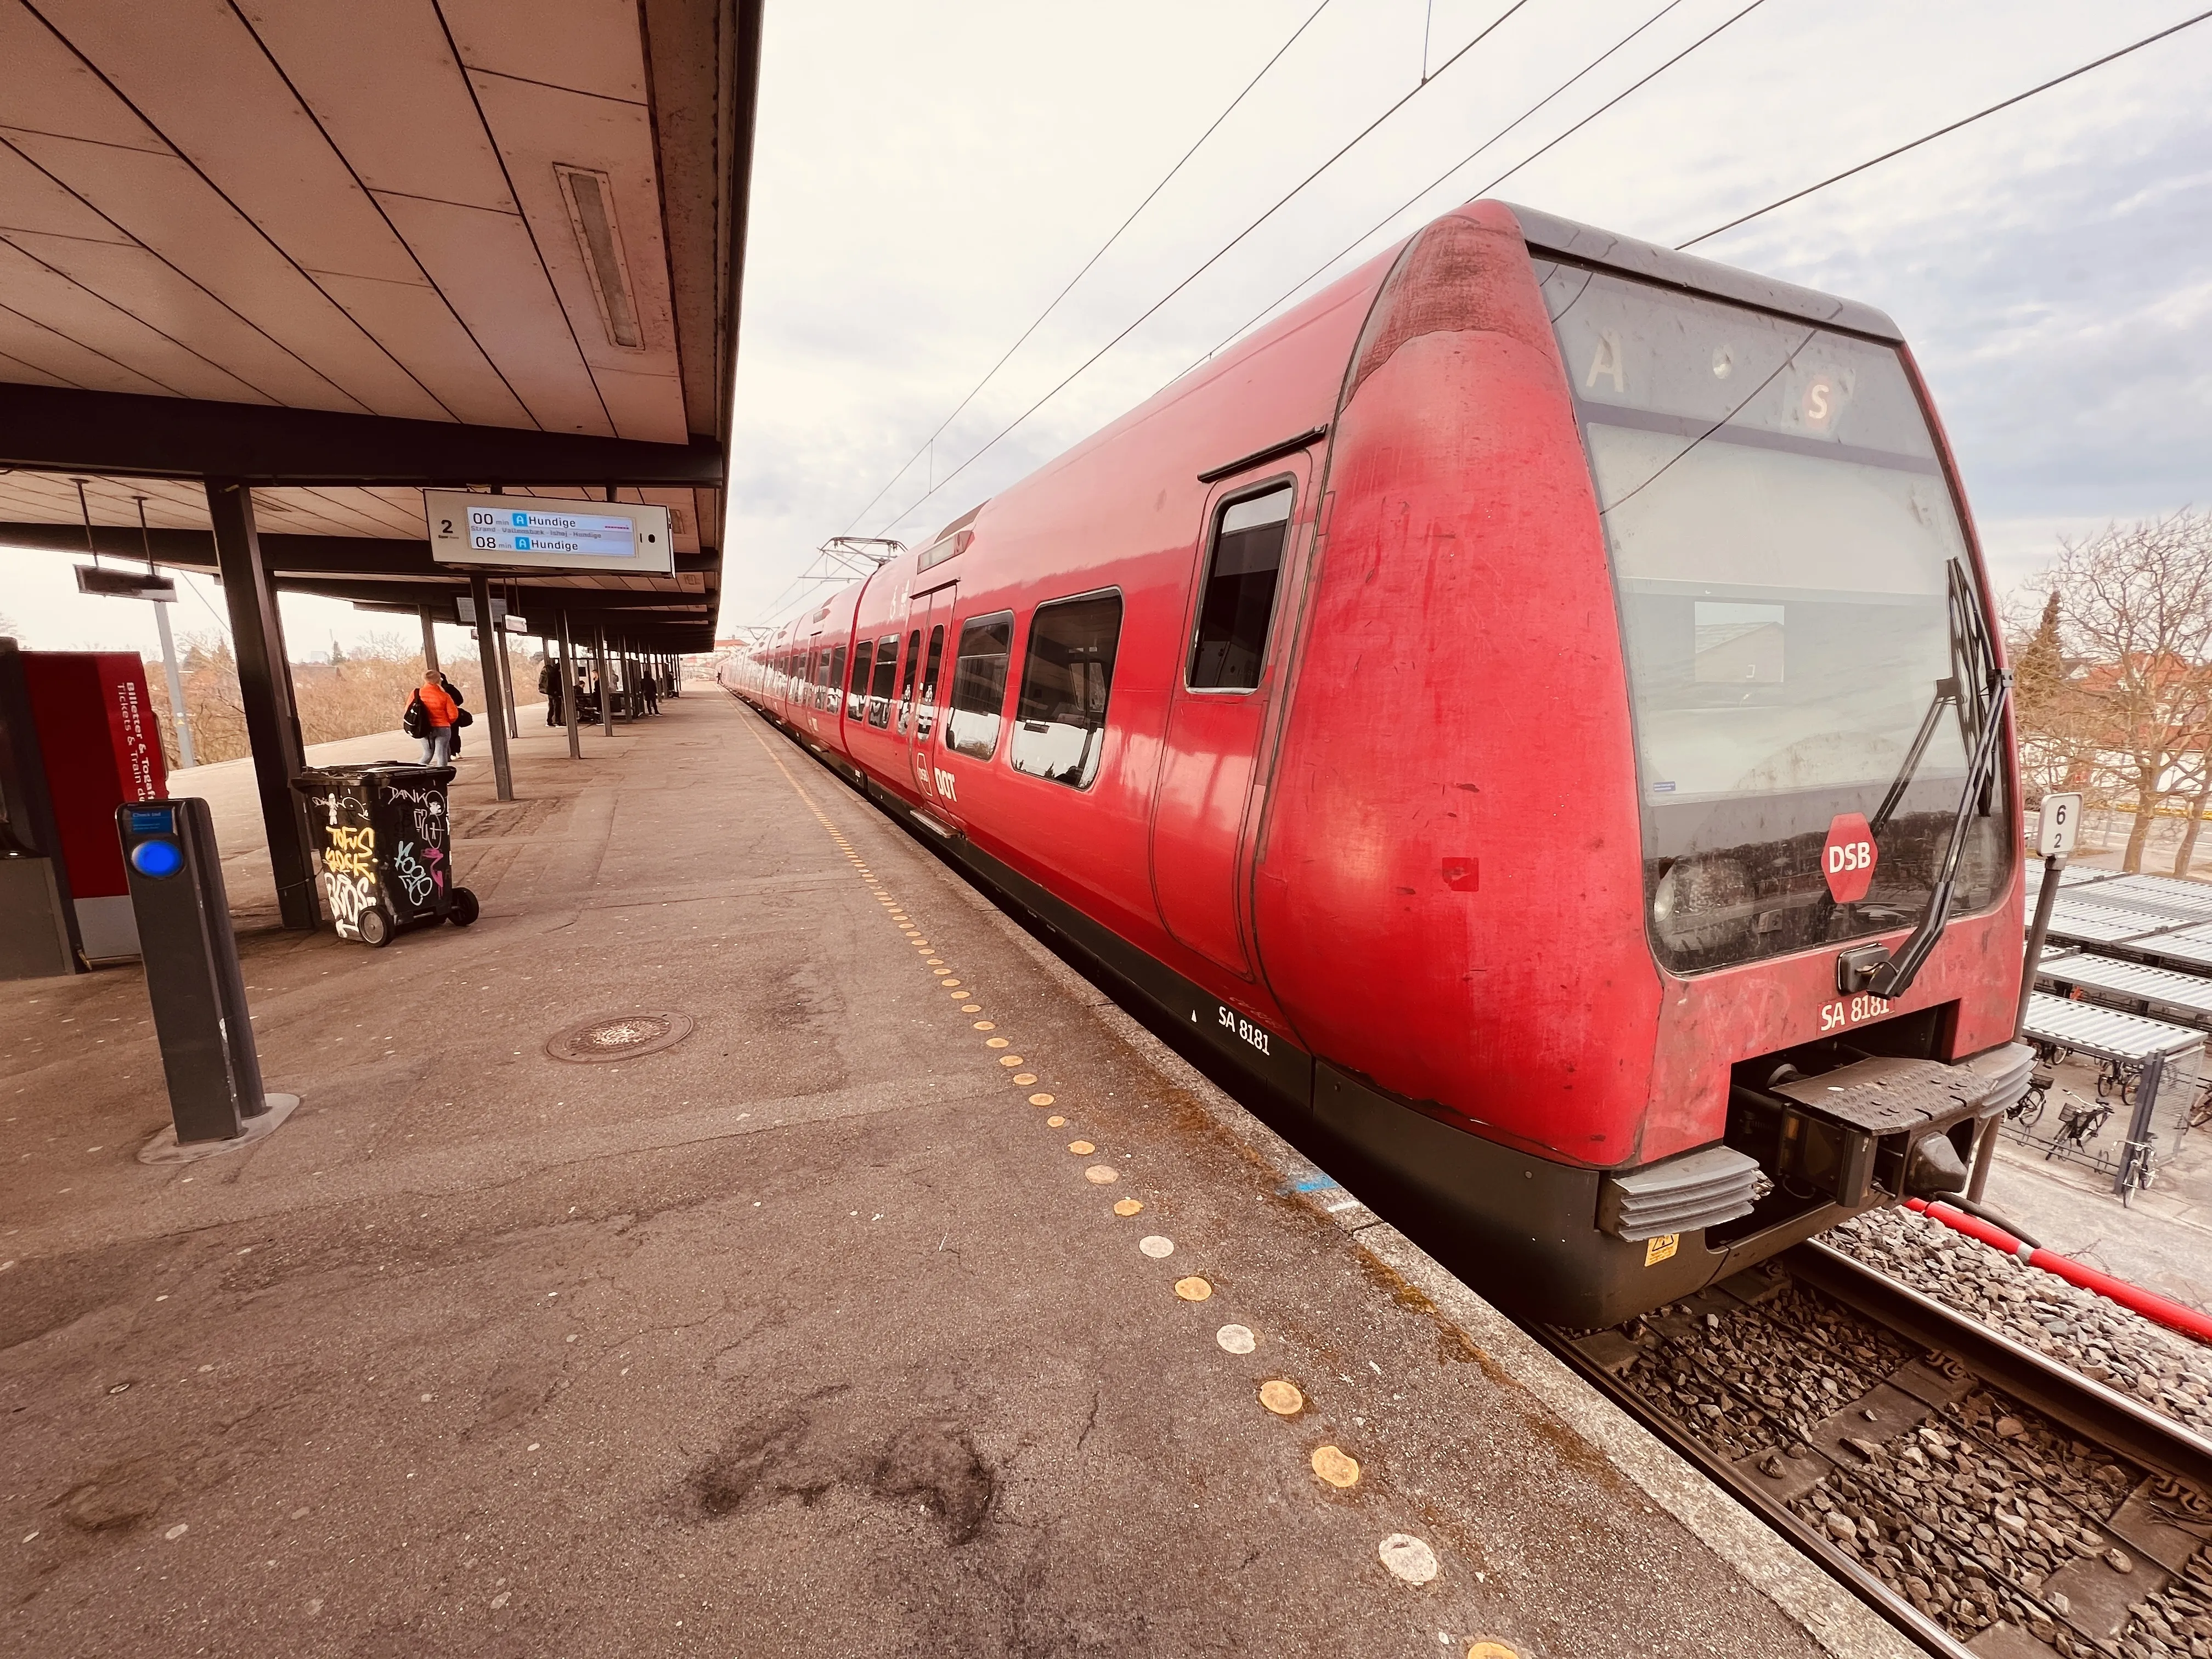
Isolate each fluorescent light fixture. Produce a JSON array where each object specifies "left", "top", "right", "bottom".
[{"left": 554, "top": 163, "right": 642, "bottom": 350}]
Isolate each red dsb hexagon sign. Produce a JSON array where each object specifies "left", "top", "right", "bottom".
[{"left": 1824, "top": 812, "right": 1878, "bottom": 903}]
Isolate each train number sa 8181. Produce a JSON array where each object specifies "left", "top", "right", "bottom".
[{"left": 1218, "top": 1005, "right": 1271, "bottom": 1056}]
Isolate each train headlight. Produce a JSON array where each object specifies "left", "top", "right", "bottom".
[{"left": 1652, "top": 855, "right": 1754, "bottom": 955}]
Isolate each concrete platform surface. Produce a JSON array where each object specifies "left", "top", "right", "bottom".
[{"left": 1, "top": 690, "right": 1893, "bottom": 1657}]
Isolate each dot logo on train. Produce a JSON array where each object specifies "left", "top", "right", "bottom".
[{"left": 1822, "top": 813, "right": 1878, "bottom": 905}]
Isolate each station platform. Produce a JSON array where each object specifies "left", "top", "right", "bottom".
[{"left": 1, "top": 689, "right": 1904, "bottom": 1657}]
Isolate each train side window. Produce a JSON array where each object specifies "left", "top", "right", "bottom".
[
  {"left": 1189, "top": 484, "right": 1292, "bottom": 691},
  {"left": 812, "top": 647, "right": 833, "bottom": 710},
  {"left": 1011, "top": 592, "right": 1122, "bottom": 789},
  {"left": 866, "top": 634, "right": 899, "bottom": 727},
  {"left": 894, "top": 628, "right": 922, "bottom": 735},
  {"left": 828, "top": 645, "right": 847, "bottom": 712},
  {"left": 846, "top": 640, "right": 873, "bottom": 721},
  {"left": 946, "top": 612, "right": 1013, "bottom": 760},
  {"left": 917, "top": 625, "right": 947, "bottom": 738}
]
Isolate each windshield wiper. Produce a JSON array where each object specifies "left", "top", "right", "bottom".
[{"left": 1842, "top": 560, "right": 2010, "bottom": 998}]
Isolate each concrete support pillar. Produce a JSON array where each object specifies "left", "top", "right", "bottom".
[
  {"left": 152, "top": 599, "right": 195, "bottom": 768},
  {"left": 497, "top": 618, "right": 519, "bottom": 740},
  {"left": 467, "top": 572, "right": 515, "bottom": 802},
  {"left": 418, "top": 604, "right": 440, "bottom": 675},
  {"left": 559, "top": 611, "right": 582, "bottom": 760},
  {"left": 594, "top": 624, "right": 614, "bottom": 737},
  {"left": 206, "top": 480, "right": 318, "bottom": 930}
]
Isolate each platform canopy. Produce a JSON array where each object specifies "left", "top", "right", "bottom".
[{"left": 0, "top": 0, "right": 761, "bottom": 651}]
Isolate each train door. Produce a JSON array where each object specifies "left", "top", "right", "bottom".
[
  {"left": 905, "top": 585, "right": 957, "bottom": 811},
  {"left": 1148, "top": 463, "right": 1308, "bottom": 976}
]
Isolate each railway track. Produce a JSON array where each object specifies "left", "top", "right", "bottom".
[{"left": 1536, "top": 1242, "right": 2212, "bottom": 1658}]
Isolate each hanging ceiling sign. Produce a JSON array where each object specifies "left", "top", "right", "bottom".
[
  {"left": 75, "top": 566, "right": 176, "bottom": 601},
  {"left": 423, "top": 490, "right": 674, "bottom": 576}
]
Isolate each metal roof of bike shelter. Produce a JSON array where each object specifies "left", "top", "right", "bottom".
[{"left": 0, "top": 0, "right": 763, "bottom": 929}]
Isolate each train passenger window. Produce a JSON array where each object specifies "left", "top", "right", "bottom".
[
  {"left": 1011, "top": 592, "right": 1122, "bottom": 789},
  {"left": 847, "top": 640, "right": 873, "bottom": 721},
  {"left": 828, "top": 645, "right": 848, "bottom": 712},
  {"left": 814, "top": 646, "right": 834, "bottom": 710},
  {"left": 866, "top": 634, "right": 899, "bottom": 727},
  {"left": 946, "top": 612, "right": 1014, "bottom": 760},
  {"left": 916, "top": 626, "right": 946, "bottom": 739},
  {"left": 894, "top": 628, "right": 922, "bottom": 736},
  {"left": 1190, "top": 484, "right": 1292, "bottom": 691}
]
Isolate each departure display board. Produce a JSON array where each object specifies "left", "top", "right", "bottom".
[{"left": 424, "top": 490, "right": 675, "bottom": 575}]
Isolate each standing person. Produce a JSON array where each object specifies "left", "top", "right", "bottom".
[
  {"left": 539, "top": 653, "right": 564, "bottom": 726},
  {"left": 641, "top": 668, "right": 659, "bottom": 716},
  {"left": 409, "top": 669, "right": 460, "bottom": 766}
]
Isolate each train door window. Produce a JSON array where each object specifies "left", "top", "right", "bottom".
[
  {"left": 814, "top": 646, "right": 834, "bottom": 710},
  {"left": 867, "top": 634, "right": 899, "bottom": 727},
  {"left": 1011, "top": 592, "right": 1122, "bottom": 789},
  {"left": 828, "top": 645, "right": 848, "bottom": 712},
  {"left": 894, "top": 628, "right": 922, "bottom": 735},
  {"left": 846, "top": 640, "right": 873, "bottom": 720},
  {"left": 946, "top": 611, "right": 1014, "bottom": 759},
  {"left": 916, "top": 625, "right": 947, "bottom": 738},
  {"left": 1189, "top": 484, "right": 1292, "bottom": 691}
]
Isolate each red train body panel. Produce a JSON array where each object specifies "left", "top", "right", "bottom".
[{"left": 729, "top": 200, "right": 2029, "bottom": 1325}]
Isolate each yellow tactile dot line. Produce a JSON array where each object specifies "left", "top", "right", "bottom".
[{"left": 745, "top": 714, "right": 1363, "bottom": 1515}]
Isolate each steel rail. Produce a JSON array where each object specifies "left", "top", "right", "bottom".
[
  {"left": 1531, "top": 1239, "right": 2212, "bottom": 1658},
  {"left": 1787, "top": 1238, "right": 2212, "bottom": 1492},
  {"left": 1527, "top": 1301, "right": 1976, "bottom": 1659}
]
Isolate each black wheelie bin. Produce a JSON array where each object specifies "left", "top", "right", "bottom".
[{"left": 290, "top": 762, "right": 480, "bottom": 947}]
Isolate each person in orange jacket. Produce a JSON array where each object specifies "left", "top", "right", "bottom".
[{"left": 410, "top": 669, "right": 460, "bottom": 766}]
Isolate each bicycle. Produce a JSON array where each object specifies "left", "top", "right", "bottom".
[
  {"left": 2119, "top": 1133, "right": 2158, "bottom": 1207},
  {"left": 2049, "top": 1096, "right": 2112, "bottom": 1159},
  {"left": 2007, "top": 1070, "right": 2052, "bottom": 1130},
  {"left": 2093, "top": 1056, "right": 2138, "bottom": 1108}
]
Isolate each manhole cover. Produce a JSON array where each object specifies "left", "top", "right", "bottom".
[{"left": 545, "top": 1011, "right": 696, "bottom": 1064}]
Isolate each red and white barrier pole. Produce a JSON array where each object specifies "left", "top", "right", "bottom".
[{"left": 1905, "top": 1197, "right": 2212, "bottom": 1345}]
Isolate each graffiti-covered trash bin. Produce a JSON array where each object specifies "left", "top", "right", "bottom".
[{"left": 289, "top": 763, "right": 480, "bottom": 948}]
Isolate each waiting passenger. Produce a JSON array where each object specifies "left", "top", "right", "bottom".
[{"left": 408, "top": 669, "right": 460, "bottom": 766}]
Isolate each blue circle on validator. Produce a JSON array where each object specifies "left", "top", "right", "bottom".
[{"left": 130, "top": 838, "right": 184, "bottom": 879}]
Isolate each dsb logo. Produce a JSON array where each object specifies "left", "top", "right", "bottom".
[{"left": 1823, "top": 812, "right": 1877, "bottom": 904}]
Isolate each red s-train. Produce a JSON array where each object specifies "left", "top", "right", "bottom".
[{"left": 726, "top": 199, "right": 2030, "bottom": 1327}]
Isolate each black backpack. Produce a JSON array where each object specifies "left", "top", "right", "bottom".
[{"left": 403, "top": 693, "right": 429, "bottom": 739}]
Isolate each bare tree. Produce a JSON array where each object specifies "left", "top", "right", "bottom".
[{"left": 2022, "top": 511, "right": 2212, "bottom": 872}]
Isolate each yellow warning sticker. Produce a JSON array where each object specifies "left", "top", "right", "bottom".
[{"left": 1644, "top": 1233, "right": 1679, "bottom": 1267}]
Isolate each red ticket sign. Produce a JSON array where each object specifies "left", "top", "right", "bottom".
[{"left": 1823, "top": 812, "right": 1877, "bottom": 903}]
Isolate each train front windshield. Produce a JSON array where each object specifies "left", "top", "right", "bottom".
[{"left": 1542, "top": 264, "right": 2008, "bottom": 975}]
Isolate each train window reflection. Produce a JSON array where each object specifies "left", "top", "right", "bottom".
[
  {"left": 847, "top": 639, "right": 873, "bottom": 721},
  {"left": 894, "top": 628, "right": 922, "bottom": 736},
  {"left": 866, "top": 634, "right": 899, "bottom": 727},
  {"left": 1012, "top": 592, "right": 1122, "bottom": 789},
  {"left": 1190, "top": 484, "right": 1291, "bottom": 691},
  {"left": 917, "top": 626, "right": 946, "bottom": 738},
  {"left": 947, "top": 612, "right": 1013, "bottom": 760}
]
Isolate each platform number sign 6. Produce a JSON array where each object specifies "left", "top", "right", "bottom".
[
  {"left": 2038, "top": 792, "right": 2081, "bottom": 859},
  {"left": 1822, "top": 812, "right": 1877, "bottom": 904}
]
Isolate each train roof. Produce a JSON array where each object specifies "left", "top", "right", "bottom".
[{"left": 1501, "top": 202, "right": 1905, "bottom": 345}]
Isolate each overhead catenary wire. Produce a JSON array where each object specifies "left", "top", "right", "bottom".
[
  {"left": 862, "top": 0, "right": 1544, "bottom": 544},
  {"left": 1187, "top": 0, "right": 1729, "bottom": 374},
  {"left": 831, "top": 0, "right": 1339, "bottom": 541},
  {"left": 1675, "top": 6, "right": 2212, "bottom": 248}
]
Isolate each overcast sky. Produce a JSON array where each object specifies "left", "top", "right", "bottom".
[{"left": 7, "top": 0, "right": 2209, "bottom": 658}]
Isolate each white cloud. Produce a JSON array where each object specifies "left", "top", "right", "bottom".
[{"left": 720, "top": 0, "right": 2212, "bottom": 635}]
